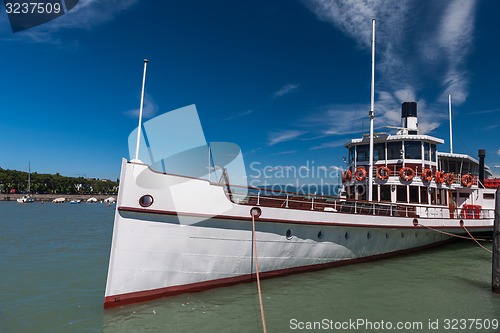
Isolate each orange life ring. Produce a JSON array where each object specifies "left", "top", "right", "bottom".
[
  {"left": 376, "top": 166, "right": 390, "bottom": 180},
  {"left": 435, "top": 171, "right": 445, "bottom": 184},
  {"left": 342, "top": 170, "right": 352, "bottom": 183},
  {"left": 461, "top": 173, "right": 474, "bottom": 187},
  {"left": 399, "top": 167, "right": 414, "bottom": 182},
  {"left": 355, "top": 167, "right": 367, "bottom": 181},
  {"left": 444, "top": 172, "right": 455, "bottom": 185},
  {"left": 421, "top": 168, "right": 433, "bottom": 182}
]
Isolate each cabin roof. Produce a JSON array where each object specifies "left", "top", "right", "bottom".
[
  {"left": 345, "top": 134, "right": 444, "bottom": 147},
  {"left": 437, "top": 152, "right": 479, "bottom": 164}
]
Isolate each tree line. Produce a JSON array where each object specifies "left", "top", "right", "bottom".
[{"left": 0, "top": 168, "right": 119, "bottom": 195}]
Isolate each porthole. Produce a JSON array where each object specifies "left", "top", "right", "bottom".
[
  {"left": 139, "top": 194, "right": 154, "bottom": 207},
  {"left": 367, "top": 232, "right": 371, "bottom": 239},
  {"left": 317, "top": 230, "right": 324, "bottom": 239},
  {"left": 286, "top": 229, "right": 293, "bottom": 240},
  {"left": 385, "top": 233, "right": 389, "bottom": 239},
  {"left": 344, "top": 232, "right": 350, "bottom": 240},
  {"left": 401, "top": 232, "right": 405, "bottom": 238},
  {"left": 415, "top": 233, "right": 418, "bottom": 238}
]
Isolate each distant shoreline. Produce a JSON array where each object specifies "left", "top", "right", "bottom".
[{"left": 1, "top": 193, "right": 115, "bottom": 202}]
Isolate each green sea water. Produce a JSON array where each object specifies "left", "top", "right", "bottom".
[{"left": 0, "top": 202, "right": 498, "bottom": 333}]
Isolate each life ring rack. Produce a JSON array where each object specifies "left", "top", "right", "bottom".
[
  {"left": 444, "top": 172, "right": 455, "bottom": 185},
  {"left": 421, "top": 168, "right": 433, "bottom": 182},
  {"left": 376, "top": 166, "right": 390, "bottom": 180},
  {"left": 399, "top": 167, "right": 414, "bottom": 182},
  {"left": 435, "top": 171, "right": 445, "bottom": 184},
  {"left": 461, "top": 173, "right": 474, "bottom": 187},
  {"left": 342, "top": 170, "right": 352, "bottom": 183},
  {"left": 355, "top": 167, "right": 367, "bottom": 181}
]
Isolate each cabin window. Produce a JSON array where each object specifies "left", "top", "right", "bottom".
[
  {"left": 430, "top": 188, "right": 436, "bottom": 205},
  {"left": 387, "top": 142, "right": 402, "bottom": 160},
  {"left": 483, "top": 193, "right": 495, "bottom": 200},
  {"left": 374, "top": 143, "right": 385, "bottom": 161},
  {"left": 348, "top": 146, "right": 355, "bottom": 164},
  {"left": 409, "top": 186, "right": 419, "bottom": 203},
  {"left": 347, "top": 186, "right": 355, "bottom": 199},
  {"left": 404, "top": 141, "right": 422, "bottom": 159},
  {"left": 423, "top": 142, "right": 430, "bottom": 160},
  {"left": 356, "top": 145, "right": 369, "bottom": 162},
  {"left": 448, "top": 161, "right": 458, "bottom": 173},
  {"left": 436, "top": 189, "right": 447, "bottom": 206},
  {"left": 430, "top": 144, "right": 436, "bottom": 162},
  {"left": 397, "top": 185, "right": 407, "bottom": 203},
  {"left": 380, "top": 185, "right": 391, "bottom": 201},
  {"left": 420, "top": 187, "right": 428, "bottom": 204},
  {"left": 357, "top": 185, "right": 366, "bottom": 200}
]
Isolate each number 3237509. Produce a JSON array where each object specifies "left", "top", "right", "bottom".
[
  {"left": 443, "top": 318, "right": 498, "bottom": 330},
  {"left": 5, "top": 2, "right": 62, "bottom": 14}
]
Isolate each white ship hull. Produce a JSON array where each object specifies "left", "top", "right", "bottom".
[{"left": 104, "top": 160, "right": 493, "bottom": 308}]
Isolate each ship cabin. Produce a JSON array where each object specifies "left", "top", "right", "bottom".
[{"left": 343, "top": 102, "right": 496, "bottom": 218}]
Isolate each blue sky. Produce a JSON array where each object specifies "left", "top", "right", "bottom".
[{"left": 1, "top": 0, "right": 499, "bottom": 183}]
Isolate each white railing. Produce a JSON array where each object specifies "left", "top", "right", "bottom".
[{"left": 228, "top": 189, "right": 493, "bottom": 220}]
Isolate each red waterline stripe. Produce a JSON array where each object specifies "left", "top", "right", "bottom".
[
  {"left": 118, "top": 206, "right": 492, "bottom": 230},
  {"left": 104, "top": 238, "right": 453, "bottom": 309}
]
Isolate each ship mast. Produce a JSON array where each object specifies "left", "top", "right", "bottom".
[
  {"left": 448, "top": 94, "right": 453, "bottom": 154},
  {"left": 368, "top": 19, "right": 375, "bottom": 202},
  {"left": 133, "top": 59, "right": 149, "bottom": 162}
]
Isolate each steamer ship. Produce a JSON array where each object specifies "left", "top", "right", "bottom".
[{"left": 104, "top": 21, "right": 495, "bottom": 308}]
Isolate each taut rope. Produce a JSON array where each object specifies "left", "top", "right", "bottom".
[
  {"left": 252, "top": 213, "right": 267, "bottom": 333},
  {"left": 417, "top": 223, "right": 492, "bottom": 254}
]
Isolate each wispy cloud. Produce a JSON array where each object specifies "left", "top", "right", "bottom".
[
  {"left": 273, "top": 150, "right": 298, "bottom": 155},
  {"left": 302, "top": 0, "right": 478, "bottom": 132},
  {"left": 125, "top": 93, "right": 159, "bottom": 119},
  {"left": 302, "top": 93, "right": 446, "bottom": 139},
  {"left": 222, "top": 109, "right": 253, "bottom": 122},
  {"left": 274, "top": 83, "right": 300, "bottom": 98},
  {"left": 310, "top": 139, "right": 349, "bottom": 150},
  {"left": 432, "top": 0, "right": 477, "bottom": 103},
  {"left": 1, "top": 0, "right": 139, "bottom": 43},
  {"left": 268, "top": 130, "right": 307, "bottom": 146},
  {"left": 464, "top": 108, "right": 500, "bottom": 116}
]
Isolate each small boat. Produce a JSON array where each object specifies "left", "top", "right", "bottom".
[
  {"left": 52, "top": 197, "right": 66, "bottom": 204},
  {"left": 17, "top": 163, "right": 35, "bottom": 204},
  {"left": 87, "top": 197, "right": 98, "bottom": 203},
  {"left": 69, "top": 200, "right": 81, "bottom": 204},
  {"left": 103, "top": 197, "right": 116, "bottom": 203},
  {"left": 17, "top": 194, "right": 34, "bottom": 204}
]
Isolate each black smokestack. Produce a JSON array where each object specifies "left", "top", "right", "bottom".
[
  {"left": 401, "top": 102, "right": 417, "bottom": 118},
  {"left": 401, "top": 102, "right": 418, "bottom": 134},
  {"left": 478, "top": 149, "right": 485, "bottom": 188}
]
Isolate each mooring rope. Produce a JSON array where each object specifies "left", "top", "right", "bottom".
[
  {"left": 461, "top": 224, "right": 493, "bottom": 254},
  {"left": 251, "top": 213, "right": 267, "bottom": 333},
  {"left": 417, "top": 223, "right": 492, "bottom": 254}
]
